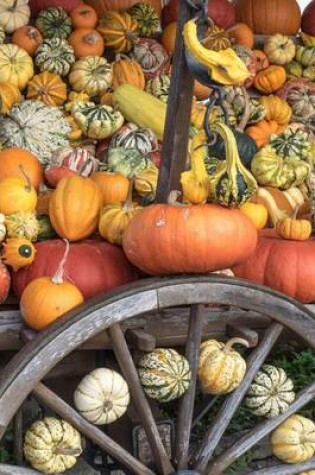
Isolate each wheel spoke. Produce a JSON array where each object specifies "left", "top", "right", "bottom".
[
  {"left": 0, "top": 465, "right": 42, "bottom": 474},
  {"left": 176, "top": 304, "right": 204, "bottom": 469},
  {"left": 207, "top": 380, "right": 315, "bottom": 475},
  {"left": 108, "top": 324, "right": 174, "bottom": 475},
  {"left": 33, "top": 382, "right": 154, "bottom": 475},
  {"left": 13, "top": 406, "right": 23, "bottom": 465},
  {"left": 244, "top": 457, "right": 315, "bottom": 475},
  {"left": 191, "top": 322, "right": 283, "bottom": 471}
]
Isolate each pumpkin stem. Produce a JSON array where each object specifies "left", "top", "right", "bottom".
[
  {"left": 122, "top": 179, "right": 134, "bottom": 212},
  {"left": 52, "top": 239, "right": 70, "bottom": 285},
  {"left": 19, "top": 165, "right": 32, "bottom": 192},
  {"left": 83, "top": 32, "right": 99, "bottom": 45},
  {"left": 54, "top": 447, "right": 82, "bottom": 457},
  {"left": 224, "top": 337, "right": 250, "bottom": 352},
  {"left": 236, "top": 87, "right": 251, "bottom": 133},
  {"left": 292, "top": 204, "right": 300, "bottom": 220}
]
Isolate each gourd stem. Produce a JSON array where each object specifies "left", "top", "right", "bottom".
[
  {"left": 224, "top": 337, "right": 250, "bottom": 352},
  {"left": 54, "top": 447, "right": 82, "bottom": 456},
  {"left": 51, "top": 239, "right": 70, "bottom": 285},
  {"left": 236, "top": 87, "right": 251, "bottom": 133},
  {"left": 167, "top": 190, "right": 183, "bottom": 205},
  {"left": 292, "top": 204, "right": 300, "bottom": 220},
  {"left": 122, "top": 179, "right": 134, "bottom": 212},
  {"left": 19, "top": 165, "right": 32, "bottom": 192}
]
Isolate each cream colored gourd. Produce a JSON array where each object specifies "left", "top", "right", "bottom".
[
  {"left": 0, "top": 0, "right": 30, "bottom": 33},
  {"left": 74, "top": 368, "right": 130, "bottom": 425},
  {"left": 24, "top": 417, "right": 82, "bottom": 474},
  {"left": 0, "top": 44, "right": 34, "bottom": 90},
  {"left": 69, "top": 56, "right": 113, "bottom": 96},
  {"left": 271, "top": 415, "right": 315, "bottom": 463},
  {"left": 198, "top": 338, "right": 249, "bottom": 394},
  {"left": 264, "top": 34, "right": 296, "bottom": 65}
]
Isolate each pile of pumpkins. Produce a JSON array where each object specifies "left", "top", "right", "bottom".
[
  {"left": 0, "top": 0, "right": 314, "bottom": 331},
  {"left": 22, "top": 338, "right": 315, "bottom": 473}
]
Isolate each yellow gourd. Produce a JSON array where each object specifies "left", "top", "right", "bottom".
[
  {"left": 0, "top": 171, "right": 37, "bottom": 215},
  {"left": 240, "top": 202, "right": 268, "bottom": 229},
  {"left": 0, "top": 82, "right": 21, "bottom": 114},
  {"left": 181, "top": 130, "right": 209, "bottom": 204}
]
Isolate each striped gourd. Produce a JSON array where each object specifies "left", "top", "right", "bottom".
[
  {"left": 138, "top": 348, "right": 191, "bottom": 402},
  {"left": 36, "top": 7, "right": 72, "bottom": 39},
  {"left": 109, "top": 122, "right": 158, "bottom": 154},
  {"left": 0, "top": 100, "right": 71, "bottom": 164},
  {"left": 0, "top": 27, "right": 5, "bottom": 44},
  {"left": 50, "top": 146, "right": 99, "bottom": 176},
  {"left": 69, "top": 56, "right": 113, "bottom": 96},
  {"left": 36, "top": 38, "right": 75, "bottom": 76},
  {"left": 72, "top": 102, "right": 124, "bottom": 140},
  {"left": 145, "top": 74, "right": 171, "bottom": 103},
  {"left": 269, "top": 126, "right": 311, "bottom": 159},
  {"left": 245, "top": 364, "right": 295, "bottom": 419},
  {"left": 128, "top": 3, "right": 160, "bottom": 37}
]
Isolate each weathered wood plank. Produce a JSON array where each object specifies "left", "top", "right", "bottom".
[
  {"left": 13, "top": 406, "right": 23, "bottom": 466},
  {"left": 0, "top": 465, "right": 42, "bottom": 474},
  {"left": 245, "top": 458, "right": 315, "bottom": 475},
  {"left": 125, "top": 328, "right": 156, "bottom": 351}
]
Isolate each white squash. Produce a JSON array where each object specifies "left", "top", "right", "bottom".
[
  {"left": 74, "top": 368, "right": 130, "bottom": 425},
  {"left": 0, "top": 0, "right": 30, "bottom": 33}
]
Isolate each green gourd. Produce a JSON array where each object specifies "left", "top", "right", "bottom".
[
  {"left": 35, "top": 38, "right": 75, "bottom": 76},
  {"left": 36, "top": 7, "right": 72, "bottom": 39},
  {"left": 72, "top": 102, "right": 124, "bottom": 140},
  {"left": 128, "top": 3, "right": 159, "bottom": 37}
]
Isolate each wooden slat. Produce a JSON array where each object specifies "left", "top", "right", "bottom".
[
  {"left": 245, "top": 457, "right": 315, "bottom": 475},
  {"left": 192, "top": 322, "right": 283, "bottom": 472},
  {"left": 108, "top": 324, "right": 174, "bottom": 475},
  {"left": 33, "top": 383, "right": 154, "bottom": 475},
  {"left": 125, "top": 328, "right": 156, "bottom": 352},
  {"left": 13, "top": 406, "right": 23, "bottom": 466},
  {"left": 0, "top": 465, "right": 42, "bottom": 474},
  {"left": 176, "top": 304, "right": 204, "bottom": 469}
]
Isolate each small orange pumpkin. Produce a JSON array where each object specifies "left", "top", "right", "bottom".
[
  {"left": 194, "top": 80, "right": 212, "bottom": 100},
  {"left": 97, "top": 11, "right": 139, "bottom": 53},
  {"left": 100, "top": 91, "right": 114, "bottom": 106},
  {"left": 70, "top": 4, "right": 98, "bottom": 29},
  {"left": 276, "top": 206, "right": 312, "bottom": 241},
  {"left": 227, "top": 23, "right": 254, "bottom": 48},
  {"left": 254, "top": 65, "right": 287, "bottom": 93},
  {"left": 11, "top": 26, "right": 43, "bottom": 56},
  {"left": 0, "top": 148, "right": 44, "bottom": 189},
  {"left": 91, "top": 171, "right": 130, "bottom": 206},
  {"left": 0, "top": 172, "right": 37, "bottom": 215},
  {"left": 68, "top": 28, "right": 105, "bottom": 58},
  {"left": 45, "top": 165, "right": 78, "bottom": 188},
  {"left": 253, "top": 50, "right": 269, "bottom": 71},
  {"left": 20, "top": 240, "right": 84, "bottom": 330},
  {"left": 246, "top": 120, "right": 284, "bottom": 148},
  {"left": 26, "top": 71, "right": 67, "bottom": 107},
  {"left": 112, "top": 54, "right": 145, "bottom": 89},
  {"left": 2, "top": 238, "right": 36, "bottom": 271}
]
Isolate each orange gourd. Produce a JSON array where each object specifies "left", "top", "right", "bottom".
[
  {"left": 49, "top": 176, "right": 102, "bottom": 241},
  {"left": 161, "top": 22, "right": 177, "bottom": 54},
  {"left": 100, "top": 91, "right": 113, "bottom": 107},
  {"left": 227, "top": 23, "right": 254, "bottom": 48},
  {"left": 85, "top": 0, "right": 162, "bottom": 19},
  {"left": 36, "top": 186, "right": 53, "bottom": 215},
  {"left": 254, "top": 65, "right": 287, "bottom": 93},
  {"left": 26, "top": 71, "right": 67, "bottom": 107},
  {"left": 20, "top": 240, "right": 84, "bottom": 330},
  {"left": 246, "top": 120, "right": 284, "bottom": 147},
  {"left": 91, "top": 172, "right": 130, "bottom": 206},
  {"left": 112, "top": 55, "right": 145, "bottom": 90},
  {"left": 97, "top": 11, "right": 139, "bottom": 53},
  {"left": 253, "top": 50, "right": 269, "bottom": 71},
  {"left": 11, "top": 26, "right": 43, "bottom": 56},
  {"left": 0, "top": 172, "right": 37, "bottom": 215},
  {"left": 70, "top": 4, "right": 98, "bottom": 29},
  {"left": 0, "top": 148, "right": 43, "bottom": 189},
  {"left": 194, "top": 80, "right": 212, "bottom": 100},
  {"left": 2, "top": 238, "right": 36, "bottom": 272},
  {"left": 68, "top": 28, "right": 105, "bottom": 58}
]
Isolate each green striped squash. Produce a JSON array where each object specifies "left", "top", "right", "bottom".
[
  {"left": 128, "top": 3, "right": 160, "bottom": 37},
  {"left": 138, "top": 348, "right": 191, "bottom": 402},
  {"left": 35, "top": 38, "right": 75, "bottom": 76},
  {"left": 72, "top": 102, "right": 124, "bottom": 140},
  {"left": 269, "top": 126, "right": 311, "bottom": 159},
  {"left": 36, "top": 7, "right": 72, "bottom": 39},
  {"left": 245, "top": 364, "right": 295, "bottom": 419},
  {"left": 145, "top": 74, "right": 171, "bottom": 103}
]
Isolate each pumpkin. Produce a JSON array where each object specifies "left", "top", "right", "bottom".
[
  {"left": 254, "top": 65, "right": 287, "bottom": 94},
  {"left": 246, "top": 120, "right": 283, "bottom": 148},
  {"left": 0, "top": 101, "right": 71, "bottom": 164},
  {"left": 69, "top": 56, "right": 112, "bottom": 96},
  {"left": 245, "top": 364, "right": 295, "bottom": 418},
  {"left": 253, "top": 50, "right": 269, "bottom": 71},
  {"left": 0, "top": 148, "right": 43, "bottom": 188},
  {"left": 107, "top": 147, "right": 154, "bottom": 179},
  {"left": 277, "top": 79, "right": 315, "bottom": 126},
  {"left": 72, "top": 102, "right": 124, "bottom": 140},
  {"left": 45, "top": 166, "right": 78, "bottom": 188},
  {"left": 0, "top": 82, "right": 21, "bottom": 114},
  {"left": 138, "top": 348, "right": 191, "bottom": 402},
  {"left": 112, "top": 54, "right": 145, "bottom": 90},
  {"left": 74, "top": 368, "right": 130, "bottom": 425},
  {"left": 97, "top": 11, "right": 139, "bottom": 53},
  {"left": 259, "top": 95, "right": 292, "bottom": 126},
  {"left": 70, "top": 4, "right": 97, "bottom": 29},
  {"left": 264, "top": 34, "right": 296, "bottom": 65},
  {"left": 227, "top": 23, "right": 254, "bottom": 49},
  {"left": 24, "top": 417, "right": 82, "bottom": 474},
  {"left": 20, "top": 240, "right": 84, "bottom": 330},
  {"left": 181, "top": 131, "right": 209, "bottom": 205},
  {"left": 0, "top": 260, "right": 10, "bottom": 304},
  {"left": 295, "top": 45, "right": 315, "bottom": 68},
  {"left": 50, "top": 146, "right": 99, "bottom": 177},
  {"left": 276, "top": 206, "right": 312, "bottom": 241},
  {"left": 123, "top": 196, "right": 257, "bottom": 275},
  {"left": 0, "top": 174, "right": 37, "bottom": 215},
  {"left": 235, "top": 0, "right": 301, "bottom": 35},
  {"left": 128, "top": 2, "right": 159, "bottom": 38},
  {"left": 302, "top": 0, "right": 315, "bottom": 36},
  {"left": 194, "top": 80, "right": 212, "bottom": 101},
  {"left": 6, "top": 212, "right": 39, "bottom": 241},
  {"left": 161, "top": 21, "right": 177, "bottom": 55},
  {"left": 13, "top": 238, "right": 137, "bottom": 300},
  {"left": 68, "top": 28, "right": 104, "bottom": 58},
  {"left": 86, "top": 0, "right": 162, "bottom": 19},
  {"left": 2, "top": 238, "right": 36, "bottom": 271},
  {"left": 271, "top": 415, "right": 315, "bottom": 464},
  {"left": 240, "top": 202, "right": 268, "bottom": 229},
  {"left": 109, "top": 122, "right": 158, "bottom": 155},
  {"left": 11, "top": 26, "right": 43, "bottom": 56},
  {"left": 29, "top": 0, "right": 81, "bottom": 15},
  {"left": 162, "top": 0, "right": 235, "bottom": 30},
  {"left": 26, "top": 71, "right": 67, "bottom": 107},
  {"left": 0, "top": 0, "right": 30, "bottom": 34},
  {"left": 198, "top": 338, "right": 249, "bottom": 395},
  {"left": 130, "top": 38, "right": 170, "bottom": 80},
  {"left": 36, "top": 6, "right": 72, "bottom": 39},
  {"left": 65, "top": 90, "right": 90, "bottom": 112},
  {"left": 91, "top": 172, "right": 129, "bottom": 206},
  {"left": 0, "top": 44, "right": 33, "bottom": 90},
  {"left": 49, "top": 176, "right": 102, "bottom": 241},
  {"left": 35, "top": 38, "right": 75, "bottom": 77},
  {"left": 145, "top": 74, "right": 170, "bottom": 103}
]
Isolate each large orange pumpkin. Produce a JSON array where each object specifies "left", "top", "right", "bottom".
[
  {"left": 233, "top": 229, "right": 315, "bottom": 303},
  {"left": 0, "top": 148, "right": 43, "bottom": 188},
  {"left": 235, "top": 0, "right": 301, "bottom": 35},
  {"left": 123, "top": 201, "right": 258, "bottom": 275},
  {"left": 49, "top": 176, "right": 102, "bottom": 241},
  {"left": 85, "top": 0, "right": 162, "bottom": 19}
]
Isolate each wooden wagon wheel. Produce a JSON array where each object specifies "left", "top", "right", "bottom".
[{"left": 0, "top": 275, "right": 315, "bottom": 475}]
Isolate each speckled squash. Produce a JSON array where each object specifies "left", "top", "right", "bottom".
[
  {"left": 69, "top": 56, "right": 113, "bottom": 96},
  {"left": 128, "top": 2, "right": 159, "bottom": 37},
  {"left": 138, "top": 348, "right": 191, "bottom": 402},
  {"left": 24, "top": 417, "right": 82, "bottom": 474},
  {"left": 26, "top": 71, "right": 67, "bottom": 107},
  {"left": 112, "top": 54, "right": 145, "bottom": 90},
  {"left": 130, "top": 38, "right": 170, "bottom": 79},
  {"left": 0, "top": 44, "right": 34, "bottom": 90},
  {"left": 245, "top": 364, "right": 295, "bottom": 418},
  {"left": 109, "top": 122, "right": 158, "bottom": 154},
  {"left": 72, "top": 102, "right": 124, "bottom": 140},
  {"left": 145, "top": 74, "right": 170, "bottom": 103},
  {"left": 36, "top": 7, "right": 72, "bottom": 39},
  {"left": 35, "top": 38, "right": 75, "bottom": 76}
]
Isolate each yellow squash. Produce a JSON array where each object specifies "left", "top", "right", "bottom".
[{"left": 181, "top": 130, "right": 209, "bottom": 204}]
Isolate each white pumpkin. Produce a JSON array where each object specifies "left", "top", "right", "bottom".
[
  {"left": 0, "top": 0, "right": 30, "bottom": 34},
  {"left": 74, "top": 368, "right": 130, "bottom": 425},
  {"left": 24, "top": 417, "right": 82, "bottom": 475}
]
